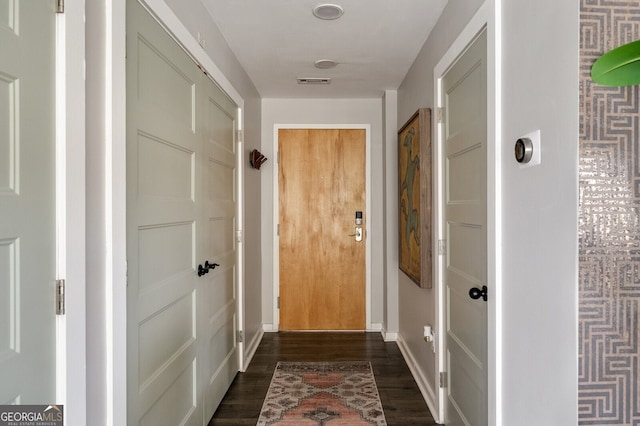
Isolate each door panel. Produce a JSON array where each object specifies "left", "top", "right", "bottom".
[
  {"left": 443, "top": 30, "right": 487, "bottom": 426},
  {"left": 139, "top": 361, "right": 197, "bottom": 426},
  {"left": 202, "top": 78, "right": 238, "bottom": 419},
  {"left": 128, "top": 3, "right": 239, "bottom": 423},
  {"left": 127, "top": 2, "right": 201, "bottom": 425},
  {"left": 0, "top": 0, "right": 56, "bottom": 404},
  {"left": 278, "top": 129, "right": 366, "bottom": 330}
]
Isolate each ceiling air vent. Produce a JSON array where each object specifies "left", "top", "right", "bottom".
[{"left": 297, "top": 77, "right": 331, "bottom": 85}]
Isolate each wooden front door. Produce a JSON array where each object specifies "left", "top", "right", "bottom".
[{"left": 278, "top": 129, "right": 366, "bottom": 330}]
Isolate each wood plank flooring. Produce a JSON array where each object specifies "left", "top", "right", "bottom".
[{"left": 208, "top": 332, "right": 438, "bottom": 425}]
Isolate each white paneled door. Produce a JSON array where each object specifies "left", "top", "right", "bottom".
[
  {"left": 127, "top": 1, "right": 239, "bottom": 424},
  {"left": 201, "top": 70, "right": 239, "bottom": 418},
  {"left": 443, "top": 30, "right": 487, "bottom": 426},
  {"left": 0, "top": 0, "right": 56, "bottom": 404}
]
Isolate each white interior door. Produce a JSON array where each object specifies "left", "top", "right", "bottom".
[
  {"left": 0, "top": 0, "right": 57, "bottom": 405},
  {"left": 443, "top": 30, "right": 487, "bottom": 426},
  {"left": 127, "top": 1, "right": 203, "bottom": 424},
  {"left": 127, "top": 1, "right": 240, "bottom": 424},
  {"left": 201, "top": 76, "right": 239, "bottom": 418}
]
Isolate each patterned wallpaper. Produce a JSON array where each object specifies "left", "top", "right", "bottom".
[{"left": 580, "top": 1, "right": 640, "bottom": 425}]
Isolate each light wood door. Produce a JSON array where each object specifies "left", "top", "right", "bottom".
[
  {"left": 443, "top": 30, "right": 487, "bottom": 426},
  {"left": 278, "top": 129, "right": 366, "bottom": 330},
  {"left": 0, "top": 0, "right": 57, "bottom": 404},
  {"left": 127, "top": 1, "right": 239, "bottom": 424}
]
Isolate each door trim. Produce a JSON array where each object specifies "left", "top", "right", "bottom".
[
  {"left": 56, "top": 3, "right": 87, "bottom": 424},
  {"left": 433, "top": 1, "right": 500, "bottom": 424},
  {"left": 272, "top": 124, "right": 372, "bottom": 331}
]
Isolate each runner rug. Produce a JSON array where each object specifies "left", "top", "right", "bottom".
[{"left": 257, "top": 361, "right": 387, "bottom": 425}]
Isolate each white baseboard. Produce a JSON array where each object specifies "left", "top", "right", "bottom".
[
  {"left": 262, "top": 323, "right": 277, "bottom": 332},
  {"left": 396, "top": 334, "right": 443, "bottom": 424},
  {"left": 263, "top": 323, "right": 383, "bottom": 333},
  {"left": 382, "top": 330, "right": 398, "bottom": 342},
  {"left": 241, "top": 328, "right": 264, "bottom": 372},
  {"left": 368, "top": 322, "right": 383, "bottom": 332}
]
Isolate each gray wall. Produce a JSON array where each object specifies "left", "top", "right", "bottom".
[
  {"left": 398, "top": 0, "right": 579, "bottom": 423},
  {"left": 501, "top": 0, "right": 578, "bottom": 424},
  {"left": 396, "top": 0, "right": 486, "bottom": 406},
  {"left": 86, "top": 0, "right": 108, "bottom": 422}
]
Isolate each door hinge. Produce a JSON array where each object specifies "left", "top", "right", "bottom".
[
  {"left": 236, "top": 229, "right": 243, "bottom": 243},
  {"left": 277, "top": 296, "right": 280, "bottom": 309},
  {"left": 277, "top": 150, "right": 280, "bottom": 164},
  {"left": 439, "top": 372, "right": 446, "bottom": 388},
  {"left": 236, "top": 330, "right": 244, "bottom": 343},
  {"left": 437, "top": 107, "right": 444, "bottom": 123},
  {"left": 55, "top": 0, "right": 64, "bottom": 13},
  {"left": 237, "top": 129, "right": 244, "bottom": 144},
  {"left": 56, "top": 279, "right": 65, "bottom": 315},
  {"left": 277, "top": 224, "right": 280, "bottom": 236},
  {"left": 438, "top": 239, "right": 446, "bottom": 255}
]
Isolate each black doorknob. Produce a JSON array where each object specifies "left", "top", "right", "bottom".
[{"left": 469, "top": 285, "right": 488, "bottom": 302}]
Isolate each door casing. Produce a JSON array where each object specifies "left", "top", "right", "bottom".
[
  {"left": 56, "top": 2, "right": 87, "bottom": 423},
  {"left": 433, "top": 2, "right": 499, "bottom": 425},
  {"left": 272, "top": 124, "right": 372, "bottom": 331}
]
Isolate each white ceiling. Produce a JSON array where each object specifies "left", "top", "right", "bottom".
[{"left": 200, "top": 0, "right": 448, "bottom": 98}]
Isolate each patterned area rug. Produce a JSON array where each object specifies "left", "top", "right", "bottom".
[{"left": 257, "top": 361, "right": 387, "bottom": 425}]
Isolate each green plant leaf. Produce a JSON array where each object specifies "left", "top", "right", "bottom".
[{"left": 591, "top": 39, "right": 640, "bottom": 86}]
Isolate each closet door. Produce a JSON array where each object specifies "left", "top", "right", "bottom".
[
  {"left": 0, "top": 0, "right": 57, "bottom": 405},
  {"left": 201, "top": 78, "right": 239, "bottom": 420},
  {"left": 126, "top": 1, "right": 202, "bottom": 425},
  {"left": 127, "top": 2, "right": 240, "bottom": 424}
]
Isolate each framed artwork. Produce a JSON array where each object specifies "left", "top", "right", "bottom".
[{"left": 398, "top": 108, "right": 432, "bottom": 288}]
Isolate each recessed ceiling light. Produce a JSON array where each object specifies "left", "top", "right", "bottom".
[
  {"left": 314, "top": 59, "right": 338, "bottom": 69},
  {"left": 313, "top": 4, "right": 344, "bottom": 20}
]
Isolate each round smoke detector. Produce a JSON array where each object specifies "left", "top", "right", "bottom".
[{"left": 313, "top": 4, "right": 344, "bottom": 20}]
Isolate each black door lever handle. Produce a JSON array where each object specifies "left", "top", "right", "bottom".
[
  {"left": 198, "top": 261, "right": 220, "bottom": 277},
  {"left": 205, "top": 261, "right": 220, "bottom": 270}
]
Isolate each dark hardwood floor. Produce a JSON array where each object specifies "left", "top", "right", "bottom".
[{"left": 208, "top": 332, "right": 438, "bottom": 425}]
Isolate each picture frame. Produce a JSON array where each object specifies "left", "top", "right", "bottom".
[{"left": 398, "top": 108, "right": 432, "bottom": 288}]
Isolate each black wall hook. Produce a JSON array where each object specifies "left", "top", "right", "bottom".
[{"left": 249, "top": 149, "right": 267, "bottom": 170}]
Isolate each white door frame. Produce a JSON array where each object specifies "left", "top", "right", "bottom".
[
  {"left": 57, "top": 2, "right": 87, "bottom": 424},
  {"left": 272, "top": 124, "right": 373, "bottom": 331},
  {"left": 433, "top": 1, "right": 501, "bottom": 424}
]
